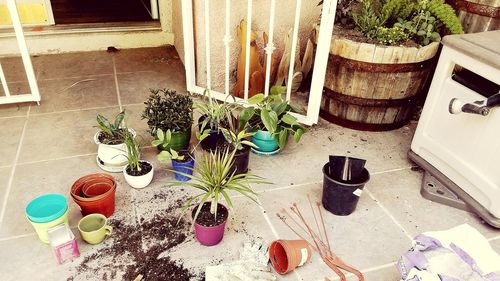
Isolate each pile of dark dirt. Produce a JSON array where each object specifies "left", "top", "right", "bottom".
[{"left": 71, "top": 192, "right": 201, "bottom": 281}]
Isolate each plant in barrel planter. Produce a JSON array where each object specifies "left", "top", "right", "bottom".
[
  {"left": 239, "top": 86, "right": 306, "bottom": 155},
  {"left": 195, "top": 89, "right": 240, "bottom": 152},
  {"left": 94, "top": 111, "right": 135, "bottom": 172},
  {"left": 169, "top": 149, "right": 268, "bottom": 246},
  {"left": 316, "top": 0, "right": 463, "bottom": 131},
  {"left": 155, "top": 128, "right": 209, "bottom": 181},
  {"left": 142, "top": 89, "right": 193, "bottom": 151},
  {"left": 122, "top": 129, "right": 154, "bottom": 189}
]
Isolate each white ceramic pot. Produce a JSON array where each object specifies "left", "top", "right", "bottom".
[
  {"left": 123, "top": 161, "right": 154, "bottom": 189},
  {"left": 94, "top": 129, "right": 135, "bottom": 173}
]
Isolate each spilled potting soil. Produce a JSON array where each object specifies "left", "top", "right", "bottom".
[{"left": 70, "top": 192, "right": 203, "bottom": 281}]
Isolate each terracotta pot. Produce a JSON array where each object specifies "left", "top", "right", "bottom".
[
  {"left": 269, "top": 239, "right": 312, "bottom": 274},
  {"left": 71, "top": 174, "right": 115, "bottom": 202},
  {"left": 73, "top": 188, "right": 116, "bottom": 218},
  {"left": 71, "top": 174, "right": 117, "bottom": 217}
]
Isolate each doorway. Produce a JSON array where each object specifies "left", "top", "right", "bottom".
[{"left": 50, "top": 0, "right": 158, "bottom": 24}]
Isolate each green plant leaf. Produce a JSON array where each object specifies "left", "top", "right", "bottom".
[
  {"left": 270, "top": 86, "right": 286, "bottom": 96},
  {"left": 261, "top": 109, "right": 278, "bottom": 134},
  {"left": 165, "top": 129, "right": 172, "bottom": 143},
  {"left": 238, "top": 107, "right": 256, "bottom": 131},
  {"left": 157, "top": 150, "right": 172, "bottom": 162},
  {"left": 248, "top": 94, "right": 265, "bottom": 105},
  {"left": 278, "top": 130, "right": 288, "bottom": 149},
  {"left": 241, "top": 140, "right": 258, "bottom": 148},
  {"left": 282, "top": 113, "right": 298, "bottom": 126},
  {"left": 151, "top": 139, "right": 163, "bottom": 147},
  {"left": 157, "top": 129, "right": 165, "bottom": 141},
  {"left": 294, "top": 128, "right": 304, "bottom": 143},
  {"left": 114, "top": 111, "right": 125, "bottom": 129}
]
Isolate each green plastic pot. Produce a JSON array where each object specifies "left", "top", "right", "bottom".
[{"left": 156, "top": 128, "right": 191, "bottom": 152}]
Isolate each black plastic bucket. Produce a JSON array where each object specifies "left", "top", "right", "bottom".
[{"left": 322, "top": 163, "right": 370, "bottom": 216}]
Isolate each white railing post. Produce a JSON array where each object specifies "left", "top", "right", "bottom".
[
  {"left": 243, "top": 0, "right": 253, "bottom": 101},
  {"left": 264, "top": 0, "right": 276, "bottom": 97},
  {"left": 305, "top": 0, "right": 337, "bottom": 124},
  {"left": 224, "top": 0, "right": 232, "bottom": 95},
  {"left": 181, "top": 0, "right": 197, "bottom": 92},
  {"left": 0, "top": 63, "right": 11, "bottom": 97},
  {"left": 286, "top": 0, "right": 302, "bottom": 101},
  {"left": 6, "top": 0, "right": 40, "bottom": 103},
  {"left": 204, "top": 0, "right": 212, "bottom": 90}
]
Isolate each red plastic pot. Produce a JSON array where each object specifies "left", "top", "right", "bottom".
[
  {"left": 71, "top": 174, "right": 115, "bottom": 202},
  {"left": 192, "top": 203, "right": 228, "bottom": 246},
  {"left": 269, "top": 239, "right": 312, "bottom": 274},
  {"left": 71, "top": 174, "right": 117, "bottom": 217}
]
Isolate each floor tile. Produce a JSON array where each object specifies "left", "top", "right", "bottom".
[
  {"left": 113, "top": 46, "right": 182, "bottom": 73},
  {"left": 0, "top": 154, "right": 133, "bottom": 239},
  {"left": 18, "top": 107, "right": 119, "bottom": 163},
  {"left": 0, "top": 56, "right": 30, "bottom": 82},
  {"left": 328, "top": 264, "right": 400, "bottom": 281},
  {"left": 30, "top": 75, "right": 118, "bottom": 114},
  {"left": 0, "top": 235, "right": 73, "bottom": 281},
  {"left": 0, "top": 117, "right": 26, "bottom": 166},
  {"left": 0, "top": 103, "right": 30, "bottom": 118},
  {"left": 0, "top": 167, "right": 12, "bottom": 216},
  {"left": 0, "top": 81, "right": 31, "bottom": 96},
  {"left": 249, "top": 123, "right": 416, "bottom": 191},
  {"left": 259, "top": 182, "right": 411, "bottom": 280},
  {"left": 367, "top": 168, "right": 500, "bottom": 239},
  {"left": 35, "top": 51, "right": 113, "bottom": 80},
  {"left": 117, "top": 70, "right": 186, "bottom": 105}
]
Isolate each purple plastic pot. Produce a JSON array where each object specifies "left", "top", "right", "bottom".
[{"left": 192, "top": 204, "right": 228, "bottom": 246}]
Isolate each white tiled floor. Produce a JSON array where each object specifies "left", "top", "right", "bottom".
[{"left": 0, "top": 47, "right": 498, "bottom": 281}]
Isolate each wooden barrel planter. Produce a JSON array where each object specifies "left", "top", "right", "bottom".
[
  {"left": 319, "top": 37, "right": 439, "bottom": 131},
  {"left": 447, "top": 0, "right": 499, "bottom": 33}
]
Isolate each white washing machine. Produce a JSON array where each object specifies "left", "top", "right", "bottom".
[{"left": 409, "top": 30, "right": 500, "bottom": 227}]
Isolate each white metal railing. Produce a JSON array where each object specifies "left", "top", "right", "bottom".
[
  {"left": 181, "top": 0, "right": 337, "bottom": 125},
  {"left": 0, "top": 0, "right": 41, "bottom": 105}
]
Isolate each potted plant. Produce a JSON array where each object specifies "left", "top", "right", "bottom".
[
  {"left": 122, "top": 129, "right": 154, "bottom": 189},
  {"left": 238, "top": 86, "right": 306, "bottom": 154},
  {"left": 169, "top": 149, "right": 268, "bottom": 246},
  {"left": 155, "top": 128, "right": 209, "bottom": 181},
  {"left": 317, "top": 0, "right": 463, "bottom": 130},
  {"left": 94, "top": 111, "right": 135, "bottom": 172},
  {"left": 195, "top": 89, "right": 240, "bottom": 151},
  {"left": 219, "top": 125, "right": 258, "bottom": 175},
  {"left": 142, "top": 89, "right": 193, "bottom": 151}
]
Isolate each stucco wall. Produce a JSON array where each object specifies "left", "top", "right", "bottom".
[{"left": 191, "top": 0, "right": 321, "bottom": 93}]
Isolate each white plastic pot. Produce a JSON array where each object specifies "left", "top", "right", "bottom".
[
  {"left": 123, "top": 161, "right": 154, "bottom": 189},
  {"left": 94, "top": 129, "right": 135, "bottom": 173}
]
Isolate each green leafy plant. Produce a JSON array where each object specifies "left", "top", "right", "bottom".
[
  {"left": 142, "top": 89, "right": 193, "bottom": 136},
  {"left": 351, "top": 0, "right": 463, "bottom": 46},
  {"left": 169, "top": 149, "right": 269, "bottom": 225},
  {"left": 195, "top": 89, "right": 240, "bottom": 133},
  {"left": 155, "top": 128, "right": 210, "bottom": 162},
  {"left": 123, "top": 128, "right": 141, "bottom": 172},
  {"left": 238, "top": 86, "right": 306, "bottom": 150},
  {"left": 219, "top": 128, "right": 258, "bottom": 151},
  {"left": 96, "top": 111, "right": 126, "bottom": 145}
]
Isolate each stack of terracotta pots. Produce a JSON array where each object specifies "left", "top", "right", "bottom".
[{"left": 71, "top": 173, "right": 117, "bottom": 217}]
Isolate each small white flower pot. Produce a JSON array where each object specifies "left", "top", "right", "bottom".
[
  {"left": 94, "top": 129, "right": 136, "bottom": 173},
  {"left": 123, "top": 161, "right": 154, "bottom": 189}
]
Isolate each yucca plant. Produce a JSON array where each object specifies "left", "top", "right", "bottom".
[
  {"left": 169, "top": 149, "right": 269, "bottom": 225},
  {"left": 123, "top": 128, "right": 141, "bottom": 173},
  {"left": 96, "top": 111, "right": 126, "bottom": 144}
]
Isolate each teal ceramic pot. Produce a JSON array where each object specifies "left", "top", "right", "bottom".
[
  {"left": 252, "top": 130, "right": 279, "bottom": 152},
  {"left": 156, "top": 128, "right": 191, "bottom": 152}
]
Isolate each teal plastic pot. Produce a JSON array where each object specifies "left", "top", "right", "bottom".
[
  {"left": 156, "top": 128, "right": 191, "bottom": 152},
  {"left": 252, "top": 130, "right": 279, "bottom": 152}
]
